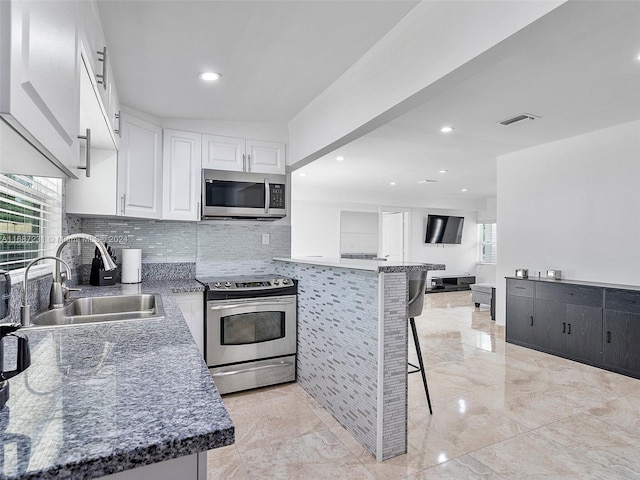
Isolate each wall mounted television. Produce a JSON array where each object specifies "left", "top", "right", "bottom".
[{"left": 425, "top": 215, "right": 464, "bottom": 244}]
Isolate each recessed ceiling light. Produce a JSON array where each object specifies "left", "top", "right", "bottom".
[
  {"left": 299, "top": 172, "right": 306, "bottom": 177},
  {"left": 336, "top": 156, "right": 345, "bottom": 161},
  {"left": 439, "top": 169, "right": 448, "bottom": 174},
  {"left": 390, "top": 182, "right": 396, "bottom": 186},
  {"left": 461, "top": 188, "right": 468, "bottom": 192},
  {"left": 199, "top": 72, "right": 221, "bottom": 81},
  {"left": 440, "top": 126, "right": 454, "bottom": 133}
]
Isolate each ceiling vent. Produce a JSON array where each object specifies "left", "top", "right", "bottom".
[
  {"left": 498, "top": 114, "right": 539, "bottom": 126},
  {"left": 418, "top": 179, "right": 437, "bottom": 184}
]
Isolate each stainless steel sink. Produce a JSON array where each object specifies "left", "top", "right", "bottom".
[{"left": 30, "top": 294, "right": 164, "bottom": 327}]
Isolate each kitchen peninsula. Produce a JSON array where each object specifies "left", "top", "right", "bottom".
[
  {"left": 0, "top": 281, "right": 233, "bottom": 480},
  {"left": 274, "top": 257, "right": 444, "bottom": 461}
]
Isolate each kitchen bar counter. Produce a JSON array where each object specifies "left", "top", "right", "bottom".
[
  {"left": 274, "top": 258, "right": 444, "bottom": 462},
  {"left": 273, "top": 256, "right": 445, "bottom": 273},
  {"left": 0, "top": 280, "right": 234, "bottom": 480}
]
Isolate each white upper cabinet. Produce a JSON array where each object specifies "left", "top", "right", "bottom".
[
  {"left": 108, "top": 72, "right": 121, "bottom": 148},
  {"left": 118, "top": 113, "right": 163, "bottom": 219},
  {"left": 78, "top": 0, "right": 120, "bottom": 145},
  {"left": 246, "top": 139, "right": 285, "bottom": 174},
  {"left": 66, "top": 53, "right": 118, "bottom": 216},
  {"left": 201, "top": 134, "right": 245, "bottom": 172},
  {"left": 162, "top": 129, "right": 202, "bottom": 221},
  {"left": 0, "top": 0, "right": 80, "bottom": 178},
  {"left": 202, "top": 134, "right": 285, "bottom": 174}
]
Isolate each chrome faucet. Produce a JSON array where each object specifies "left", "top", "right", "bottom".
[
  {"left": 21, "top": 256, "right": 72, "bottom": 327},
  {"left": 50, "top": 234, "right": 116, "bottom": 308}
]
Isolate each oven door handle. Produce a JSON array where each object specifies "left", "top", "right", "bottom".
[
  {"left": 208, "top": 299, "right": 295, "bottom": 310},
  {"left": 211, "top": 361, "right": 294, "bottom": 377}
]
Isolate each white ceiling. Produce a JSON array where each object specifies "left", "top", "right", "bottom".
[
  {"left": 97, "top": 0, "right": 419, "bottom": 122},
  {"left": 295, "top": 0, "right": 640, "bottom": 206},
  {"left": 98, "top": 1, "right": 640, "bottom": 208}
]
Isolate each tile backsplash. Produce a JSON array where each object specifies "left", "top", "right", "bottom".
[
  {"left": 5, "top": 216, "right": 291, "bottom": 321},
  {"left": 79, "top": 218, "right": 291, "bottom": 279}
]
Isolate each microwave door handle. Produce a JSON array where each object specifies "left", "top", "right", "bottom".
[{"left": 265, "top": 179, "right": 270, "bottom": 214}]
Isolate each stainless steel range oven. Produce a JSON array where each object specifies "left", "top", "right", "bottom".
[{"left": 196, "top": 274, "right": 297, "bottom": 394}]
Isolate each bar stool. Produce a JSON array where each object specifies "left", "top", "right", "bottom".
[{"left": 407, "top": 270, "right": 433, "bottom": 414}]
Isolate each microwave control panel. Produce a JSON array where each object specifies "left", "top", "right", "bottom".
[{"left": 269, "top": 184, "right": 286, "bottom": 209}]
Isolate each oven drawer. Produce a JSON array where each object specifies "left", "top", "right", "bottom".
[{"left": 210, "top": 355, "right": 296, "bottom": 394}]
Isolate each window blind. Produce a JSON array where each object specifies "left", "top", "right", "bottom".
[
  {"left": 0, "top": 174, "right": 62, "bottom": 271},
  {"left": 478, "top": 223, "right": 497, "bottom": 264}
]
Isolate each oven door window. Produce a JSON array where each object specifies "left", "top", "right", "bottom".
[
  {"left": 206, "top": 180, "right": 265, "bottom": 208},
  {"left": 221, "top": 311, "right": 285, "bottom": 345}
]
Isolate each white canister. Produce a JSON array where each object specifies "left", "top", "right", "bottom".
[{"left": 121, "top": 248, "right": 142, "bottom": 284}]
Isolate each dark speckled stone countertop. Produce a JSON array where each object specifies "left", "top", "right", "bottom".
[
  {"left": 273, "top": 257, "right": 445, "bottom": 273},
  {"left": 0, "top": 280, "right": 234, "bottom": 480}
]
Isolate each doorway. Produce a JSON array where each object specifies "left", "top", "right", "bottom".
[{"left": 380, "top": 210, "right": 410, "bottom": 262}]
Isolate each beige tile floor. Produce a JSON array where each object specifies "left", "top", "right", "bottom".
[{"left": 207, "top": 291, "right": 640, "bottom": 479}]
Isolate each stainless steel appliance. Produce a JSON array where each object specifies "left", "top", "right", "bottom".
[
  {"left": 1, "top": 270, "right": 31, "bottom": 410},
  {"left": 197, "top": 274, "right": 297, "bottom": 394},
  {"left": 201, "top": 169, "right": 287, "bottom": 220}
]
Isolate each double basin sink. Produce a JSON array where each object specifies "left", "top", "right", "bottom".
[{"left": 30, "top": 294, "right": 164, "bottom": 327}]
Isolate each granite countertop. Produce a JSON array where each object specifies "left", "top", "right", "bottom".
[
  {"left": 505, "top": 276, "right": 640, "bottom": 292},
  {"left": 273, "top": 256, "right": 446, "bottom": 273},
  {"left": 0, "top": 280, "right": 234, "bottom": 480}
]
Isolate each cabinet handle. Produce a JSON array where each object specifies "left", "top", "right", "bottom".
[
  {"left": 247, "top": 154, "right": 251, "bottom": 172},
  {"left": 77, "top": 128, "right": 91, "bottom": 177},
  {"left": 120, "top": 194, "right": 126, "bottom": 215},
  {"left": 114, "top": 111, "right": 121, "bottom": 138},
  {"left": 606, "top": 331, "right": 611, "bottom": 343},
  {"left": 97, "top": 47, "right": 108, "bottom": 91},
  {"left": 242, "top": 153, "right": 246, "bottom": 171},
  {"left": 562, "top": 322, "right": 566, "bottom": 333},
  {"left": 530, "top": 316, "right": 534, "bottom": 326},
  {"left": 567, "top": 323, "right": 571, "bottom": 335}
]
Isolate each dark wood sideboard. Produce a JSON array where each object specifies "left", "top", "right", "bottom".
[{"left": 506, "top": 276, "right": 640, "bottom": 379}]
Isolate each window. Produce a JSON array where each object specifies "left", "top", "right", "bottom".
[
  {"left": 478, "top": 223, "right": 497, "bottom": 264},
  {"left": 0, "top": 174, "right": 62, "bottom": 272}
]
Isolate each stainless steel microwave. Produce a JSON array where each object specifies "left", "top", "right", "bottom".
[{"left": 201, "top": 169, "right": 287, "bottom": 219}]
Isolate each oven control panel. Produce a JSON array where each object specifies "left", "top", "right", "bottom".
[{"left": 198, "top": 275, "right": 294, "bottom": 291}]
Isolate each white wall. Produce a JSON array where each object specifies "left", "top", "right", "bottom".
[
  {"left": 162, "top": 118, "right": 288, "bottom": 144},
  {"left": 496, "top": 119, "right": 640, "bottom": 325},
  {"left": 291, "top": 199, "right": 377, "bottom": 258},
  {"left": 291, "top": 198, "right": 485, "bottom": 279}
]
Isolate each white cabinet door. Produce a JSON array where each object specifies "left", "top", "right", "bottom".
[
  {"left": 246, "top": 140, "right": 285, "bottom": 174},
  {"left": 110, "top": 81, "right": 121, "bottom": 149},
  {"left": 0, "top": 0, "right": 80, "bottom": 178},
  {"left": 78, "top": 0, "right": 120, "bottom": 145},
  {"left": 201, "top": 134, "right": 245, "bottom": 171},
  {"left": 174, "top": 292, "right": 204, "bottom": 357},
  {"left": 118, "top": 113, "right": 162, "bottom": 219},
  {"left": 66, "top": 55, "right": 118, "bottom": 215},
  {"left": 77, "top": 0, "right": 101, "bottom": 76},
  {"left": 162, "top": 129, "right": 201, "bottom": 221},
  {"left": 101, "top": 452, "right": 205, "bottom": 480},
  {"left": 66, "top": 148, "right": 118, "bottom": 215}
]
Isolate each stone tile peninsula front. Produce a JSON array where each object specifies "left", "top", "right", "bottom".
[{"left": 273, "top": 257, "right": 444, "bottom": 461}]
